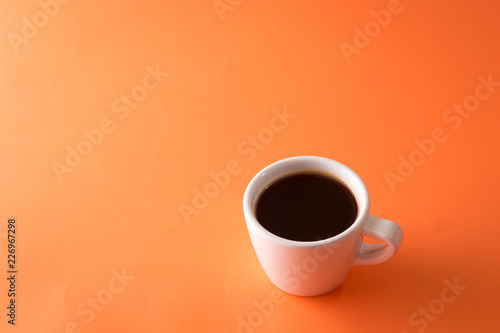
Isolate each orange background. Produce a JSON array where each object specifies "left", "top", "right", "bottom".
[{"left": 1, "top": 0, "right": 500, "bottom": 332}]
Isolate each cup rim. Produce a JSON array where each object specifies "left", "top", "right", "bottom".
[{"left": 243, "top": 156, "right": 370, "bottom": 248}]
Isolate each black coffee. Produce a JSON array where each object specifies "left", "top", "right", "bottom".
[{"left": 255, "top": 172, "right": 358, "bottom": 241}]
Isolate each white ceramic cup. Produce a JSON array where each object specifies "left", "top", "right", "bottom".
[{"left": 243, "top": 156, "right": 404, "bottom": 296}]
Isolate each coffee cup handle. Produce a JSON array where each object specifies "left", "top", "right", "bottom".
[{"left": 353, "top": 215, "right": 404, "bottom": 266}]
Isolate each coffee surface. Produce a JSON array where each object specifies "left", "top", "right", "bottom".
[{"left": 255, "top": 172, "right": 358, "bottom": 241}]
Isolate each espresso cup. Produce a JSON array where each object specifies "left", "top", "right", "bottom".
[{"left": 243, "top": 156, "right": 404, "bottom": 296}]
